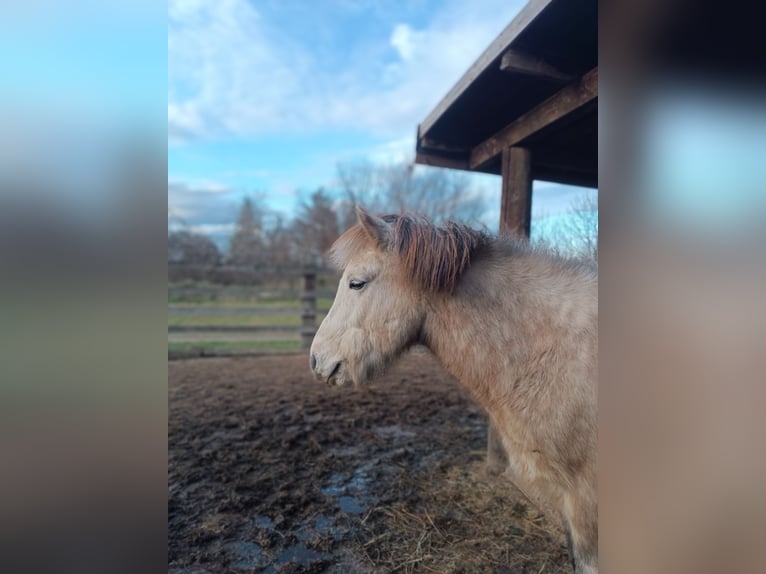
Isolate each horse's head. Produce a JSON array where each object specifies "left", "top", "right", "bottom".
[{"left": 309, "top": 207, "right": 427, "bottom": 387}]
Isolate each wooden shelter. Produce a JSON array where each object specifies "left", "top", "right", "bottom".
[
  {"left": 414, "top": 0, "right": 597, "bottom": 469},
  {"left": 415, "top": 0, "right": 597, "bottom": 236}
]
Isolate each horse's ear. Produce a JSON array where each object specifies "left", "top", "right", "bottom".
[{"left": 356, "top": 206, "right": 390, "bottom": 247}]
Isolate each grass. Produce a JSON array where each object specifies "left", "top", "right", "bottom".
[
  {"left": 168, "top": 340, "right": 301, "bottom": 354},
  {"left": 168, "top": 313, "right": 327, "bottom": 328},
  {"left": 167, "top": 284, "right": 333, "bottom": 356},
  {"left": 169, "top": 297, "right": 335, "bottom": 309}
]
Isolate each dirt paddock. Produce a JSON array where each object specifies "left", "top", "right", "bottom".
[{"left": 169, "top": 349, "right": 569, "bottom": 573}]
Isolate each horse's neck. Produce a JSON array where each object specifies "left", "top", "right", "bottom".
[
  {"left": 421, "top": 258, "right": 528, "bottom": 400},
  {"left": 421, "top": 250, "right": 591, "bottom": 403}
]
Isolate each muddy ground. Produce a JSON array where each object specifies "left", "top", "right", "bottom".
[{"left": 169, "top": 349, "right": 569, "bottom": 573}]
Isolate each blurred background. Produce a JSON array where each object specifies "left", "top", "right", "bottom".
[{"left": 1, "top": 0, "right": 765, "bottom": 573}]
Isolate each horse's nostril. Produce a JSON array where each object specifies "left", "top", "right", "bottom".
[{"left": 310, "top": 353, "right": 317, "bottom": 371}]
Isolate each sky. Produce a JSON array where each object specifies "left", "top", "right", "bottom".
[
  {"left": 4, "top": 1, "right": 763, "bottom": 256},
  {"left": 168, "top": 0, "right": 595, "bottom": 246}
]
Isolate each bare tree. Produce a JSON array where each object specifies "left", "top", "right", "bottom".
[
  {"left": 336, "top": 159, "right": 389, "bottom": 221},
  {"left": 293, "top": 188, "right": 342, "bottom": 265},
  {"left": 228, "top": 197, "right": 265, "bottom": 266},
  {"left": 168, "top": 230, "right": 220, "bottom": 265},
  {"left": 263, "top": 214, "right": 297, "bottom": 269},
  {"left": 336, "top": 158, "right": 488, "bottom": 225},
  {"left": 538, "top": 191, "right": 598, "bottom": 263},
  {"left": 407, "top": 167, "right": 488, "bottom": 224}
]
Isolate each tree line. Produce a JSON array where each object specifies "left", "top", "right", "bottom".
[
  {"left": 168, "top": 158, "right": 598, "bottom": 273},
  {"left": 168, "top": 159, "right": 490, "bottom": 269}
]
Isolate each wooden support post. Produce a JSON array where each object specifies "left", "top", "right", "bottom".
[
  {"left": 487, "top": 146, "right": 533, "bottom": 474},
  {"left": 500, "top": 146, "right": 533, "bottom": 236},
  {"left": 300, "top": 268, "right": 317, "bottom": 351}
]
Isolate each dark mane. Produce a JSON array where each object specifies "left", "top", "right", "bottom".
[{"left": 330, "top": 213, "right": 489, "bottom": 293}]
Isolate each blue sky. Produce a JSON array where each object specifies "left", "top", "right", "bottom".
[
  {"left": 168, "top": 0, "right": 594, "bottom": 243},
  {"left": 7, "top": 1, "right": 766, "bottom": 257}
]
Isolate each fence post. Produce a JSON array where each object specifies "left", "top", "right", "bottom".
[{"left": 300, "top": 267, "right": 317, "bottom": 351}]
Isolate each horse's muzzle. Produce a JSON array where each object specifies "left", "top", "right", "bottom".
[{"left": 310, "top": 354, "right": 343, "bottom": 385}]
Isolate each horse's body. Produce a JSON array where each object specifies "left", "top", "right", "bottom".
[{"left": 310, "top": 207, "right": 598, "bottom": 573}]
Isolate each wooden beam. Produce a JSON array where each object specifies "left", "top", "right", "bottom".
[
  {"left": 415, "top": 126, "right": 472, "bottom": 171},
  {"left": 500, "top": 147, "right": 532, "bottom": 237},
  {"left": 414, "top": 150, "right": 470, "bottom": 171},
  {"left": 418, "top": 0, "right": 555, "bottom": 139},
  {"left": 532, "top": 145, "right": 598, "bottom": 184},
  {"left": 470, "top": 67, "right": 598, "bottom": 170},
  {"left": 417, "top": 136, "right": 468, "bottom": 155},
  {"left": 500, "top": 49, "right": 574, "bottom": 81}
]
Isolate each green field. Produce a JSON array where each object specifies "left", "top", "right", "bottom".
[
  {"left": 168, "top": 284, "right": 333, "bottom": 354},
  {"left": 169, "top": 340, "right": 301, "bottom": 354},
  {"left": 168, "top": 296, "right": 336, "bottom": 308},
  {"left": 168, "top": 312, "right": 327, "bottom": 328}
]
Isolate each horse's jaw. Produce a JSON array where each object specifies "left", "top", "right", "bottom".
[
  {"left": 324, "top": 359, "right": 367, "bottom": 388},
  {"left": 333, "top": 360, "right": 368, "bottom": 388},
  {"left": 324, "top": 338, "right": 413, "bottom": 389}
]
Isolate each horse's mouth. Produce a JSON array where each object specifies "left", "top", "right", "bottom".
[{"left": 326, "top": 361, "right": 343, "bottom": 385}]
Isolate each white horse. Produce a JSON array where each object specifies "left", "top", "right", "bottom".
[{"left": 310, "top": 207, "right": 598, "bottom": 573}]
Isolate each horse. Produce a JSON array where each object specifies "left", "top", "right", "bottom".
[{"left": 310, "top": 206, "right": 598, "bottom": 573}]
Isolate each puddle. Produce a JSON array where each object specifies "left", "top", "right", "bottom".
[
  {"left": 295, "top": 514, "right": 346, "bottom": 542},
  {"left": 314, "top": 515, "right": 343, "bottom": 540},
  {"left": 276, "top": 543, "right": 331, "bottom": 566},
  {"left": 338, "top": 496, "right": 365, "bottom": 514},
  {"left": 224, "top": 541, "right": 269, "bottom": 571},
  {"left": 253, "top": 515, "right": 274, "bottom": 530},
  {"left": 321, "top": 473, "right": 346, "bottom": 496},
  {"left": 321, "top": 458, "right": 380, "bottom": 515}
]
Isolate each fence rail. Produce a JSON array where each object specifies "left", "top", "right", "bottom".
[
  {"left": 168, "top": 268, "right": 330, "bottom": 352},
  {"left": 169, "top": 325, "right": 300, "bottom": 333},
  {"left": 168, "top": 306, "right": 332, "bottom": 316},
  {"left": 168, "top": 287, "right": 338, "bottom": 299}
]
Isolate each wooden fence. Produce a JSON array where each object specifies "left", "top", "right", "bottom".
[{"left": 168, "top": 268, "right": 337, "bottom": 352}]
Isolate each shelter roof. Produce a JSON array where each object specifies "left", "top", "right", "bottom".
[{"left": 416, "top": 0, "right": 598, "bottom": 188}]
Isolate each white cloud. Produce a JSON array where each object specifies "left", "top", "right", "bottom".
[
  {"left": 366, "top": 135, "right": 417, "bottom": 163},
  {"left": 168, "top": 0, "right": 310, "bottom": 143},
  {"left": 390, "top": 23, "right": 419, "bottom": 61},
  {"left": 168, "top": 0, "right": 526, "bottom": 143},
  {"left": 168, "top": 179, "right": 241, "bottom": 225},
  {"left": 189, "top": 222, "right": 236, "bottom": 235}
]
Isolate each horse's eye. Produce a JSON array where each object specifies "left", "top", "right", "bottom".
[{"left": 349, "top": 279, "right": 367, "bottom": 290}]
